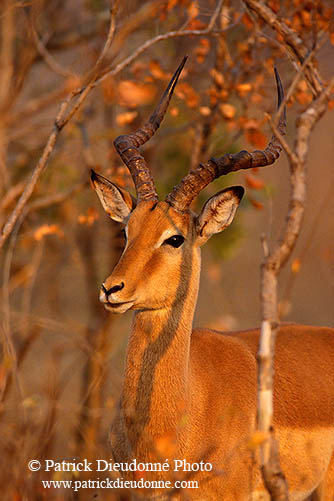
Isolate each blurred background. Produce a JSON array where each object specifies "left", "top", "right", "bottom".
[{"left": 0, "top": 0, "right": 333, "bottom": 499}]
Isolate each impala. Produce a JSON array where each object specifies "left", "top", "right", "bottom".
[{"left": 91, "top": 58, "right": 334, "bottom": 500}]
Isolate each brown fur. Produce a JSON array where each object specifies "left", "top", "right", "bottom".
[{"left": 94, "top": 197, "right": 334, "bottom": 500}]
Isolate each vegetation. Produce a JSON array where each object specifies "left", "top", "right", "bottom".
[{"left": 0, "top": 0, "right": 333, "bottom": 499}]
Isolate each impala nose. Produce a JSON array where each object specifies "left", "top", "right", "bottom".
[{"left": 100, "top": 282, "right": 124, "bottom": 302}]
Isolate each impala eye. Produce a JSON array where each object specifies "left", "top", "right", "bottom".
[{"left": 163, "top": 235, "right": 185, "bottom": 248}]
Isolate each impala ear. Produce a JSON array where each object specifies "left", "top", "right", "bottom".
[
  {"left": 196, "top": 186, "right": 244, "bottom": 245},
  {"left": 91, "top": 170, "right": 136, "bottom": 223}
]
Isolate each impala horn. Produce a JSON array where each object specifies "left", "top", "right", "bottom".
[
  {"left": 165, "top": 68, "right": 286, "bottom": 212},
  {"left": 113, "top": 56, "right": 188, "bottom": 203}
]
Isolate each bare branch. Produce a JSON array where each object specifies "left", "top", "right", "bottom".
[
  {"left": 257, "top": 60, "right": 334, "bottom": 501},
  {"left": 243, "top": 0, "right": 323, "bottom": 96},
  {"left": 0, "top": 97, "right": 71, "bottom": 250},
  {"left": 0, "top": 0, "right": 224, "bottom": 251},
  {"left": 30, "top": 25, "right": 75, "bottom": 79}
]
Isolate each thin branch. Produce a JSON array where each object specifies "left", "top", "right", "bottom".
[
  {"left": 98, "top": 0, "right": 224, "bottom": 87},
  {"left": 28, "top": 182, "right": 87, "bottom": 213},
  {"left": 0, "top": 181, "right": 25, "bottom": 213},
  {"left": 0, "top": 97, "right": 71, "bottom": 250},
  {"left": 266, "top": 113, "right": 297, "bottom": 167},
  {"left": 0, "top": 5, "right": 116, "bottom": 250},
  {"left": 270, "top": 77, "right": 334, "bottom": 273},
  {"left": 244, "top": 2, "right": 334, "bottom": 499},
  {"left": 243, "top": 0, "right": 323, "bottom": 96},
  {"left": 0, "top": 0, "right": 226, "bottom": 251},
  {"left": 30, "top": 26, "right": 75, "bottom": 79},
  {"left": 257, "top": 70, "right": 334, "bottom": 501}
]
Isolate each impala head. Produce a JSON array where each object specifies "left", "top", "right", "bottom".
[{"left": 92, "top": 57, "right": 286, "bottom": 314}]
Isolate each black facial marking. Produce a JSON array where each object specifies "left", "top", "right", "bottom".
[{"left": 150, "top": 202, "right": 158, "bottom": 212}]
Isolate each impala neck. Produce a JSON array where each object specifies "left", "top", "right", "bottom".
[{"left": 121, "top": 246, "right": 201, "bottom": 457}]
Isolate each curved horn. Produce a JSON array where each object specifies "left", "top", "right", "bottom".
[
  {"left": 114, "top": 56, "right": 187, "bottom": 203},
  {"left": 166, "top": 68, "right": 286, "bottom": 212}
]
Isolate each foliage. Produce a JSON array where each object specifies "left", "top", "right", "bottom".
[{"left": 0, "top": 0, "right": 333, "bottom": 499}]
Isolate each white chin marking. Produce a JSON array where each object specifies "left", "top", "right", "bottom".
[{"left": 104, "top": 302, "right": 134, "bottom": 314}]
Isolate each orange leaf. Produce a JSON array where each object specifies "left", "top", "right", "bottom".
[
  {"left": 291, "top": 258, "right": 301, "bottom": 274},
  {"left": 169, "top": 107, "right": 179, "bottom": 117},
  {"left": 249, "top": 197, "right": 264, "bottom": 210},
  {"left": 101, "top": 75, "right": 116, "bottom": 103},
  {"left": 297, "top": 80, "right": 308, "bottom": 92},
  {"left": 167, "top": 0, "right": 178, "bottom": 11},
  {"left": 220, "top": 103, "right": 235, "bottom": 119},
  {"left": 296, "top": 91, "right": 312, "bottom": 105},
  {"left": 118, "top": 81, "right": 156, "bottom": 108},
  {"left": 188, "top": 1, "right": 199, "bottom": 19},
  {"left": 64, "top": 75, "right": 82, "bottom": 93},
  {"left": 34, "top": 224, "right": 63, "bottom": 241},
  {"left": 236, "top": 83, "right": 252, "bottom": 95},
  {"left": 116, "top": 111, "right": 138, "bottom": 126},
  {"left": 245, "top": 174, "right": 265, "bottom": 190},
  {"left": 149, "top": 60, "right": 167, "bottom": 80},
  {"left": 250, "top": 93, "right": 263, "bottom": 104},
  {"left": 199, "top": 106, "right": 211, "bottom": 116},
  {"left": 242, "top": 12, "right": 253, "bottom": 29},
  {"left": 175, "top": 82, "right": 200, "bottom": 108},
  {"left": 300, "top": 9, "right": 311, "bottom": 28},
  {"left": 245, "top": 128, "right": 267, "bottom": 149},
  {"left": 194, "top": 38, "right": 210, "bottom": 63},
  {"left": 77, "top": 207, "right": 99, "bottom": 227},
  {"left": 248, "top": 431, "right": 269, "bottom": 450},
  {"left": 210, "top": 68, "right": 224, "bottom": 87}
]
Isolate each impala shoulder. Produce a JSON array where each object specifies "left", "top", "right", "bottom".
[{"left": 190, "top": 328, "right": 257, "bottom": 367}]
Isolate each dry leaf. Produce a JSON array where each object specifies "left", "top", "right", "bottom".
[
  {"left": 64, "top": 75, "right": 82, "bottom": 93},
  {"left": 188, "top": 1, "right": 199, "bottom": 19},
  {"left": 149, "top": 60, "right": 167, "bottom": 80},
  {"left": 101, "top": 75, "right": 115, "bottom": 103},
  {"left": 300, "top": 9, "right": 311, "bottom": 28},
  {"left": 194, "top": 38, "right": 210, "bottom": 63},
  {"left": 297, "top": 80, "right": 308, "bottom": 92},
  {"left": 245, "top": 174, "right": 265, "bottom": 190},
  {"left": 296, "top": 91, "right": 312, "bottom": 105},
  {"left": 236, "top": 83, "right": 252, "bottom": 95},
  {"left": 249, "top": 197, "right": 264, "bottom": 210},
  {"left": 175, "top": 82, "right": 200, "bottom": 108},
  {"left": 250, "top": 93, "right": 263, "bottom": 104},
  {"left": 34, "top": 224, "right": 63, "bottom": 241},
  {"left": 245, "top": 128, "right": 268, "bottom": 149},
  {"left": 210, "top": 68, "right": 224, "bottom": 87},
  {"left": 116, "top": 111, "right": 138, "bottom": 126},
  {"left": 167, "top": 0, "right": 178, "bottom": 10},
  {"left": 291, "top": 258, "right": 301, "bottom": 274},
  {"left": 242, "top": 12, "right": 253, "bottom": 29},
  {"left": 118, "top": 81, "right": 156, "bottom": 108},
  {"left": 248, "top": 431, "right": 269, "bottom": 450},
  {"left": 78, "top": 207, "right": 99, "bottom": 226},
  {"left": 170, "top": 107, "right": 179, "bottom": 117},
  {"left": 220, "top": 103, "right": 235, "bottom": 119},
  {"left": 199, "top": 106, "right": 211, "bottom": 116}
]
